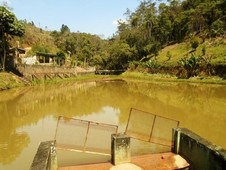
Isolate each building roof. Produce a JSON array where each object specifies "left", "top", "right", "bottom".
[{"left": 10, "top": 47, "right": 26, "bottom": 54}]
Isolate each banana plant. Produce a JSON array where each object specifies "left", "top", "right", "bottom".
[{"left": 178, "top": 54, "right": 203, "bottom": 78}]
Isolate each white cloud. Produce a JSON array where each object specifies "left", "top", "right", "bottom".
[
  {"left": 0, "top": 0, "right": 11, "bottom": 5},
  {"left": 112, "top": 20, "right": 119, "bottom": 26},
  {"left": 112, "top": 19, "right": 128, "bottom": 26}
]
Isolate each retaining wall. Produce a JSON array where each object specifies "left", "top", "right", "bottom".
[
  {"left": 173, "top": 128, "right": 226, "bottom": 170},
  {"left": 16, "top": 64, "right": 95, "bottom": 79}
]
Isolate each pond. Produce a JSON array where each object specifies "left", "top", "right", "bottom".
[{"left": 0, "top": 79, "right": 226, "bottom": 169}]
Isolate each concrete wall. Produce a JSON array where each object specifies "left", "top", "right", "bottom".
[
  {"left": 30, "top": 141, "right": 57, "bottom": 170},
  {"left": 172, "top": 128, "right": 226, "bottom": 170},
  {"left": 17, "top": 64, "right": 77, "bottom": 75},
  {"left": 16, "top": 64, "right": 95, "bottom": 80}
]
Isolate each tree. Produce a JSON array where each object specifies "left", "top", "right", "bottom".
[
  {"left": 0, "top": 6, "right": 24, "bottom": 71},
  {"left": 26, "top": 43, "right": 50, "bottom": 56},
  {"left": 56, "top": 51, "right": 65, "bottom": 66},
  {"left": 107, "top": 40, "right": 133, "bottom": 70},
  {"left": 60, "top": 24, "right": 70, "bottom": 34}
]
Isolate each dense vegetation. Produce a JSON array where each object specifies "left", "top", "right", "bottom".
[
  {"left": 0, "top": 6, "right": 24, "bottom": 71},
  {"left": 1, "top": 0, "right": 226, "bottom": 78}
]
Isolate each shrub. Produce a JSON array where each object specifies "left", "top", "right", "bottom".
[
  {"left": 191, "top": 38, "right": 199, "bottom": 50},
  {"left": 178, "top": 54, "right": 203, "bottom": 78}
]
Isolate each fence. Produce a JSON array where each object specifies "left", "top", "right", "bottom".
[
  {"left": 54, "top": 116, "right": 118, "bottom": 155},
  {"left": 125, "top": 108, "right": 180, "bottom": 147}
]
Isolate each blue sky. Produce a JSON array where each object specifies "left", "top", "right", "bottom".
[{"left": 1, "top": 0, "right": 142, "bottom": 38}]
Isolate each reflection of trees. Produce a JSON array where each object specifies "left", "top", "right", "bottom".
[
  {"left": 0, "top": 103, "right": 30, "bottom": 165},
  {"left": 0, "top": 132, "right": 30, "bottom": 165},
  {"left": 125, "top": 81, "right": 226, "bottom": 148},
  {"left": 1, "top": 80, "right": 226, "bottom": 126},
  {"left": 126, "top": 81, "right": 226, "bottom": 118}
]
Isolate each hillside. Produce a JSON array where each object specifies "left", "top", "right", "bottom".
[
  {"left": 2, "top": 0, "right": 226, "bottom": 76},
  {"left": 157, "top": 38, "right": 226, "bottom": 66},
  {"left": 10, "top": 23, "right": 58, "bottom": 54},
  {"left": 13, "top": 23, "right": 226, "bottom": 67}
]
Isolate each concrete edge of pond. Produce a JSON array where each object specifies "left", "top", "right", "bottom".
[
  {"left": 30, "top": 128, "right": 226, "bottom": 170},
  {"left": 173, "top": 128, "right": 226, "bottom": 170}
]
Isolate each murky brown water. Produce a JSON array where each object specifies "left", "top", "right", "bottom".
[{"left": 0, "top": 80, "right": 226, "bottom": 169}]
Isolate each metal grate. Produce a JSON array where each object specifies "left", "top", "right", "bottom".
[
  {"left": 54, "top": 116, "right": 118, "bottom": 155},
  {"left": 125, "top": 108, "right": 179, "bottom": 147}
]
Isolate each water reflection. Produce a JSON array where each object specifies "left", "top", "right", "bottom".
[
  {"left": 0, "top": 88, "right": 31, "bottom": 165},
  {"left": 0, "top": 80, "right": 226, "bottom": 169},
  {"left": 0, "top": 132, "right": 29, "bottom": 165},
  {"left": 126, "top": 81, "right": 226, "bottom": 148}
]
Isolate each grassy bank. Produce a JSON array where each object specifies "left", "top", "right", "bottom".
[
  {"left": 0, "top": 72, "right": 25, "bottom": 90},
  {"left": 0, "top": 72, "right": 117, "bottom": 91},
  {"left": 1, "top": 71, "right": 226, "bottom": 91},
  {"left": 121, "top": 71, "right": 226, "bottom": 85}
]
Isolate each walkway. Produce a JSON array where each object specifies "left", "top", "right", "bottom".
[{"left": 59, "top": 152, "right": 189, "bottom": 170}]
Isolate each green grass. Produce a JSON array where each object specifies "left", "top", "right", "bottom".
[
  {"left": 157, "top": 38, "right": 226, "bottom": 66},
  {"left": 0, "top": 72, "right": 24, "bottom": 90},
  {"left": 1, "top": 71, "right": 226, "bottom": 91},
  {"left": 121, "top": 71, "right": 226, "bottom": 84}
]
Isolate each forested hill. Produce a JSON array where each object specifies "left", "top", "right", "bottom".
[
  {"left": 6, "top": 0, "right": 226, "bottom": 78},
  {"left": 10, "top": 23, "right": 60, "bottom": 55}
]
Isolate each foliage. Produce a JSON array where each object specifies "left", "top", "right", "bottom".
[
  {"left": 128, "top": 59, "right": 159, "bottom": 73},
  {"left": 56, "top": 51, "right": 65, "bottom": 59},
  {"left": 202, "top": 45, "right": 206, "bottom": 56},
  {"left": 11, "top": 23, "right": 58, "bottom": 54},
  {"left": 106, "top": 40, "right": 133, "bottom": 69},
  {"left": 60, "top": 24, "right": 70, "bottom": 34},
  {"left": 178, "top": 54, "right": 203, "bottom": 78},
  {"left": 144, "top": 59, "right": 159, "bottom": 69},
  {"left": 52, "top": 28, "right": 104, "bottom": 67},
  {"left": 5, "top": 0, "right": 226, "bottom": 74},
  {"left": 56, "top": 51, "right": 65, "bottom": 66},
  {"left": 0, "top": 6, "right": 24, "bottom": 71},
  {"left": 115, "top": 0, "right": 226, "bottom": 70},
  {"left": 191, "top": 37, "right": 199, "bottom": 50},
  {"left": 26, "top": 43, "right": 50, "bottom": 56},
  {"left": 0, "top": 72, "right": 24, "bottom": 90},
  {"left": 166, "top": 51, "right": 172, "bottom": 61}
]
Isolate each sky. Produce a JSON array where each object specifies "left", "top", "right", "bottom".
[{"left": 1, "top": 0, "right": 142, "bottom": 38}]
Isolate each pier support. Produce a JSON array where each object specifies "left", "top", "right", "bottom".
[{"left": 111, "top": 133, "right": 131, "bottom": 165}]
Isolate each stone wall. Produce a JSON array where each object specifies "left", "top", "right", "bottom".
[{"left": 16, "top": 64, "right": 95, "bottom": 79}]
